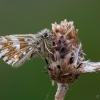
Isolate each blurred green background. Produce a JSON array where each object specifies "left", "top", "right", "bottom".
[{"left": 0, "top": 0, "right": 100, "bottom": 100}]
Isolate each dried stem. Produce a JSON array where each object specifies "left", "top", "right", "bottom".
[
  {"left": 79, "top": 61, "right": 100, "bottom": 73},
  {"left": 55, "top": 83, "right": 68, "bottom": 100}
]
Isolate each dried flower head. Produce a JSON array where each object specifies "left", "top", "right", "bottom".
[
  {"left": 46, "top": 19, "right": 84, "bottom": 84},
  {"left": 45, "top": 19, "right": 100, "bottom": 100}
]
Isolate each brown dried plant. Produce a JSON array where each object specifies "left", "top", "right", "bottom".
[{"left": 45, "top": 20, "right": 100, "bottom": 100}]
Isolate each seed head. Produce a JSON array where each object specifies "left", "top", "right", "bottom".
[{"left": 46, "top": 19, "right": 85, "bottom": 84}]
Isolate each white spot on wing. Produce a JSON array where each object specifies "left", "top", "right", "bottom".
[
  {"left": 14, "top": 55, "right": 17, "bottom": 58},
  {"left": 24, "top": 38, "right": 28, "bottom": 42},
  {"left": 14, "top": 44, "right": 20, "bottom": 50},
  {"left": 3, "top": 56, "right": 8, "bottom": 61},
  {"left": 28, "top": 42, "right": 32, "bottom": 45},
  {"left": 7, "top": 60, "right": 12, "bottom": 65},
  {"left": 11, "top": 37, "right": 20, "bottom": 50},
  {"left": 29, "top": 47, "right": 32, "bottom": 50},
  {"left": 21, "top": 51, "right": 26, "bottom": 55},
  {"left": 23, "top": 52, "right": 26, "bottom": 55},
  {"left": 0, "top": 49, "right": 9, "bottom": 58}
]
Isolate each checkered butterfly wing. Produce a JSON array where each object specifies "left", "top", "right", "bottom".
[{"left": 0, "top": 29, "right": 51, "bottom": 67}]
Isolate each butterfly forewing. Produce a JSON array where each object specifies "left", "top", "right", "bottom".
[{"left": 0, "top": 34, "right": 37, "bottom": 67}]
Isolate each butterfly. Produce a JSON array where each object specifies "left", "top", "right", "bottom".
[{"left": 0, "top": 29, "right": 52, "bottom": 67}]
